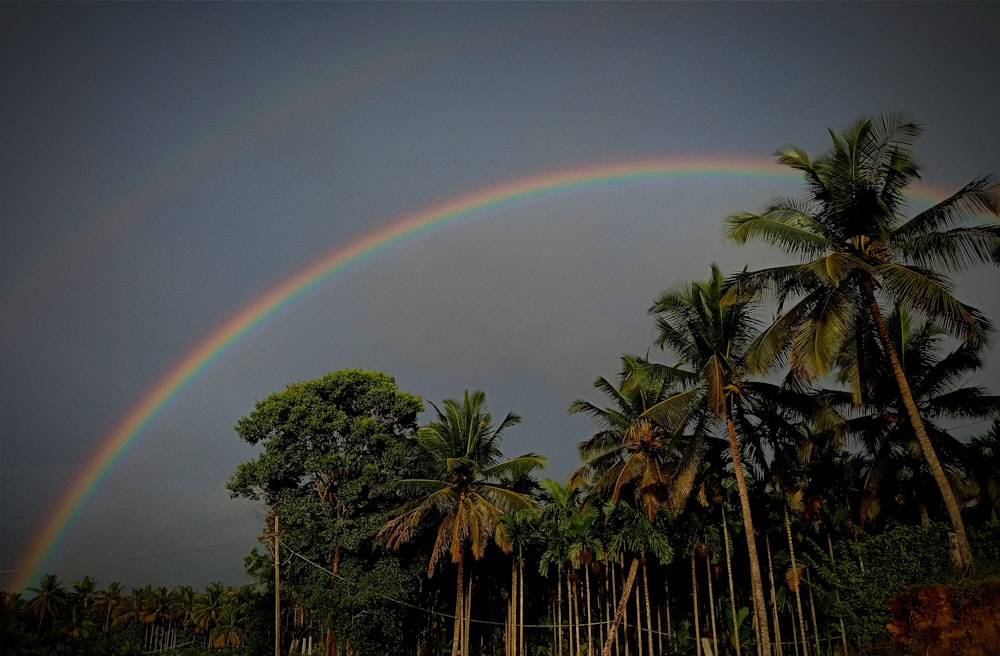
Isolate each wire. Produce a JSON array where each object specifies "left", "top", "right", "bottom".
[{"left": 280, "top": 543, "right": 604, "bottom": 629}]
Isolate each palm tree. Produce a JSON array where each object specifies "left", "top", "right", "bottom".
[
  {"left": 94, "top": 580, "right": 123, "bottom": 633},
  {"left": 569, "top": 356, "right": 699, "bottom": 656},
  {"left": 649, "top": 264, "right": 821, "bottom": 655},
  {"left": 726, "top": 114, "right": 1000, "bottom": 565},
  {"left": 501, "top": 507, "right": 541, "bottom": 656},
  {"left": 968, "top": 420, "right": 1000, "bottom": 522},
  {"left": 192, "top": 582, "right": 227, "bottom": 645},
  {"left": 567, "top": 502, "right": 604, "bottom": 656},
  {"left": 603, "top": 502, "right": 673, "bottom": 656},
  {"left": 570, "top": 355, "right": 703, "bottom": 519},
  {"left": 70, "top": 576, "right": 98, "bottom": 614},
  {"left": 211, "top": 604, "right": 250, "bottom": 648},
  {"left": 837, "top": 307, "right": 1000, "bottom": 528},
  {"left": 380, "top": 390, "right": 545, "bottom": 656},
  {"left": 26, "top": 574, "right": 68, "bottom": 633},
  {"left": 540, "top": 478, "right": 579, "bottom": 656}
]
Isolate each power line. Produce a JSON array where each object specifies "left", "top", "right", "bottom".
[{"left": 280, "top": 543, "right": 617, "bottom": 630}]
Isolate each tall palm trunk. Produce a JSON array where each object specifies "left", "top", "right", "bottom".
[
  {"left": 860, "top": 276, "right": 973, "bottom": 565},
  {"left": 600, "top": 556, "right": 640, "bottom": 656},
  {"left": 509, "top": 560, "right": 517, "bottom": 656},
  {"left": 453, "top": 553, "right": 465, "bottom": 656},
  {"left": 465, "top": 573, "right": 473, "bottom": 656},
  {"left": 692, "top": 552, "right": 701, "bottom": 656},
  {"left": 765, "top": 535, "right": 783, "bottom": 656},
  {"left": 726, "top": 412, "right": 773, "bottom": 654},
  {"left": 664, "top": 580, "right": 672, "bottom": 639},
  {"left": 706, "top": 553, "right": 719, "bottom": 656},
  {"left": 826, "top": 535, "right": 848, "bottom": 656},
  {"left": 723, "top": 505, "right": 741, "bottom": 656},
  {"left": 642, "top": 558, "right": 654, "bottom": 656},
  {"left": 585, "top": 563, "right": 594, "bottom": 656},
  {"left": 519, "top": 557, "right": 526, "bottom": 656},
  {"left": 805, "top": 570, "right": 820, "bottom": 656},
  {"left": 634, "top": 570, "right": 643, "bottom": 656},
  {"left": 557, "top": 562, "right": 564, "bottom": 656},
  {"left": 784, "top": 507, "right": 808, "bottom": 656},
  {"left": 566, "top": 572, "right": 580, "bottom": 656}
]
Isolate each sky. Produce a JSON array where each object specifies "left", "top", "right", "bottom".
[{"left": 2, "top": 2, "right": 999, "bottom": 593}]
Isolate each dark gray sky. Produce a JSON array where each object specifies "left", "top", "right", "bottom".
[{"left": 2, "top": 2, "right": 998, "bottom": 591}]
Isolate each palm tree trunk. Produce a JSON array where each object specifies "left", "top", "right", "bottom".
[
  {"left": 465, "top": 573, "right": 473, "bottom": 656},
  {"left": 519, "top": 557, "right": 525, "bottom": 656},
  {"left": 664, "top": 580, "right": 672, "bottom": 640},
  {"left": 600, "top": 556, "right": 640, "bottom": 656},
  {"left": 566, "top": 572, "right": 580, "bottom": 656},
  {"left": 765, "top": 535, "right": 783, "bottom": 656},
  {"left": 784, "top": 506, "right": 809, "bottom": 656},
  {"left": 692, "top": 552, "right": 701, "bottom": 656},
  {"left": 805, "top": 570, "right": 820, "bottom": 656},
  {"left": 453, "top": 553, "right": 464, "bottom": 656},
  {"left": 634, "top": 570, "right": 643, "bottom": 656},
  {"left": 707, "top": 553, "right": 719, "bottom": 656},
  {"left": 723, "top": 505, "right": 741, "bottom": 656},
  {"left": 585, "top": 564, "right": 594, "bottom": 656},
  {"left": 557, "top": 562, "right": 564, "bottom": 656},
  {"left": 726, "top": 411, "right": 773, "bottom": 655},
  {"left": 826, "top": 535, "right": 848, "bottom": 656},
  {"left": 642, "top": 558, "right": 654, "bottom": 656},
  {"left": 860, "top": 276, "right": 973, "bottom": 565},
  {"left": 509, "top": 560, "right": 516, "bottom": 656}
]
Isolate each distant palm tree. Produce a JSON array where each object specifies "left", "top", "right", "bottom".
[
  {"left": 570, "top": 355, "right": 701, "bottom": 520},
  {"left": 59, "top": 604, "right": 96, "bottom": 641},
  {"left": 211, "top": 604, "right": 249, "bottom": 648},
  {"left": 70, "top": 576, "right": 98, "bottom": 614},
  {"left": 192, "top": 582, "right": 227, "bottom": 645},
  {"left": 968, "top": 420, "right": 1000, "bottom": 522},
  {"left": 834, "top": 307, "right": 1000, "bottom": 527},
  {"left": 26, "top": 574, "right": 68, "bottom": 633},
  {"left": 92, "top": 580, "right": 122, "bottom": 633},
  {"left": 380, "top": 390, "right": 545, "bottom": 656},
  {"left": 726, "top": 114, "right": 1000, "bottom": 565}
]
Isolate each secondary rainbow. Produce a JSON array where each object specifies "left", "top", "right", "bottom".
[{"left": 11, "top": 156, "right": 943, "bottom": 591}]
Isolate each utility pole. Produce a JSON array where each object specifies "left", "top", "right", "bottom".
[{"left": 275, "top": 512, "right": 281, "bottom": 656}]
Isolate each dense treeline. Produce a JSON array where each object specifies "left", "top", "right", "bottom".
[
  {"left": 0, "top": 577, "right": 270, "bottom": 655},
  {"left": 5, "top": 115, "right": 1000, "bottom": 656}
]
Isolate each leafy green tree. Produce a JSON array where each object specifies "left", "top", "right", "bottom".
[
  {"left": 228, "top": 369, "right": 426, "bottom": 654},
  {"left": 726, "top": 114, "right": 1000, "bottom": 565},
  {"left": 380, "top": 390, "right": 545, "bottom": 656}
]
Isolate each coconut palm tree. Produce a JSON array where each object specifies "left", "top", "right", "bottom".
[
  {"left": 603, "top": 501, "right": 673, "bottom": 656},
  {"left": 570, "top": 355, "right": 703, "bottom": 519},
  {"left": 26, "top": 574, "right": 68, "bottom": 633},
  {"left": 380, "top": 390, "right": 545, "bottom": 656},
  {"left": 837, "top": 308, "right": 1000, "bottom": 528},
  {"left": 93, "top": 580, "right": 123, "bottom": 633},
  {"left": 649, "top": 264, "right": 823, "bottom": 655},
  {"left": 569, "top": 356, "right": 700, "bottom": 656},
  {"left": 211, "top": 604, "right": 250, "bottom": 648},
  {"left": 726, "top": 114, "right": 1000, "bottom": 565},
  {"left": 501, "top": 507, "right": 541, "bottom": 656},
  {"left": 968, "top": 420, "right": 1000, "bottom": 523}
]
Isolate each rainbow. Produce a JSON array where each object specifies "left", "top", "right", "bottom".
[{"left": 8, "top": 157, "right": 949, "bottom": 591}]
